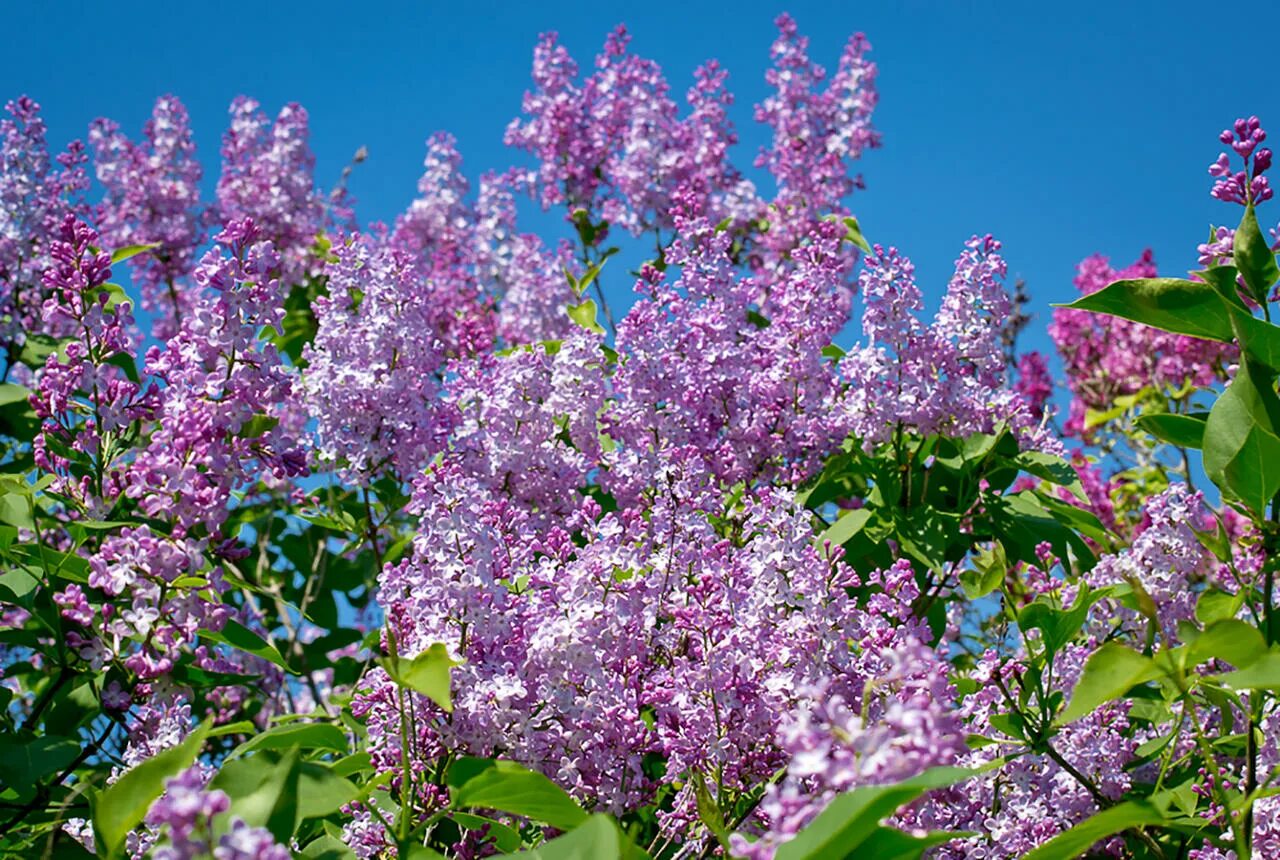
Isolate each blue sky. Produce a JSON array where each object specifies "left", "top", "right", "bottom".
[{"left": 5, "top": 1, "right": 1278, "bottom": 358}]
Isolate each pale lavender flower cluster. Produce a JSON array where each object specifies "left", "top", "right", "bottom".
[
  {"left": 1085, "top": 484, "right": 1212, "bottom": 638},
  {"left": 302, "top": 234, "right": 453, "bottom": 480},
  {"left": 752, "top": 13, "right": 879, "bottom": 287},
  {"left": 217, "top": 98, "right": 323, "bottom": 286},
  {"left": 839, "top": 236, "right": 1050, "bottom": 450},
  {"left": 606, "top": 196, "right": 852, "bottom": 501},
  {"left": 56, "top": 527, "right": 229, "bottom": 678},
  {"left": 0, "top": 96, "right": 89, "bottom": 354},
  {"left": 355, "top": 458, "right": 960, "bottom": 846},
  {"left": 303, "top": 137, "right": 579, "bottom": 482},
  {"left": 912, "top": 643, "right": 1137, "bottom": 857},
  {"left": 732, "top": 561, "right": 965, "bottom": 859},
  {"left": 89, "top": 95, "right": 210, "bottom": 338},
  {"left": 445, "top": 331, "right": 606, "bottom": 520},
  {"left": 505, "top": 25, "right": 743, "bottom": 235}
]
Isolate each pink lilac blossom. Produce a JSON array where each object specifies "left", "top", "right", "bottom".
[
  {"left": 127, "top": 219, "right": 306, "bottom": 536},
  {"left": 1049, "top": 250, "right": 1234, "bottom": 437},
  {"left": 1085, "top": 484, "right": 1212, "bottom": 639},
  {"left": 445, "top": 331, "right": 605, "bottom": 521},
  {"left": 0, "top": 96, "right": 90, "bottom": 361},
  {"left": 477, "top": 172, "right": 577, "bottom": 345},
  {"left": 354, "top": 457, "right": 951, "bottom": 849},
  {"left": 1014, "top": 350, "right": 1054, "bottom": 418},
  {"left": 89, "top": 95, "right": 209, "bottom": 338},
  {"left": 56, "top": 527, "right": 229, "bottom": 679},
  {"left": 390, "top": 139, "right": 573, "bottom": 347},
  {"left": 731, "top": 561, "right": 965, "bottom": 860},
  {"left": 217, "top": 98, "right": 323, "bottom": 287},
  {"left": 1208, "top": 116, "right": 1272, "bottom": 206}
]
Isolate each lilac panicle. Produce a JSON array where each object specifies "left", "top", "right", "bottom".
[{"left": 89, "top": 95, "right": 209, "bottom": 338}]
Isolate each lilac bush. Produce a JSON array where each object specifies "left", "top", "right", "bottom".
[{"left": 1, "top": 14, "right": 1279, "bottom": 860}]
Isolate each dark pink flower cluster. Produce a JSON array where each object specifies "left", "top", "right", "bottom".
[{"left": 1049, "top": 250, "right": 1235, "bottom": 436}]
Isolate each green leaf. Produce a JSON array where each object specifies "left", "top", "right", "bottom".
[
  {"left": 454, "top": 812, "right": 524, "bottom": 853},
  {"left": 822, "top": 508, "right": 873, "bottom": 548},
  {"left": 854, "top": 826, "right": 968, "bottom": 860},
  {"left": 110, "top": 243, "right": 160, "bottom": 264},
  {"left": 1203, "top": 359, "right": 1280, "bottom": 514},
  {"left": 448, "top": 758, "right": 588, "bottom": 831},
  {"left": 1234, "top": 204, "right": 1280, "bottom": 305},
  {"left": 384, "top": 642, "right": 463, "bottom": 713},
  {"left": 1227, "top": 305, "right": 1280, "bottom": 372},
  {"left": 0, "top": 735, "right": 81, "bottom": 791},
  {"left": 493, "top": 814, "right": 631, "bottom": 859},
  {"left": 0, "top": 383, "right": 31, "bottom": 407},
  {"left": 1058, "top": 643, "right": 1158, "bottom": 725},
  {"left": 295, "top": 761, "right": 359, "bottom": 821},
  {"left": 212, "top": 750, "right": 355, "bottom": 843},
  {"left": 1196, "top": 588, "right": 1244, "bottom": 625},
  {"left": 18, "top": 334, "right": 70, "bottom": 368},
  {"left": 212, "top": 748, "right": 301, "bottom": 842},
  {"left": 774, "top": 767, "right": 975, "bottom": 860},
  {"left": 1218, "top": 652, "right": 1280, "bottom": 690},
  {"left": 300, "top": 835, "right": 358, "bottom": 860},
  {"left": 959, "top": 541, "right": 1007, "bottom": 600},
  {"left": 1188, "top": 619, "right": 1266, "bottom": 669},
  {"left": 1009, "top": 450, "right": 1080, "bottom": 491},
  {"left": 203, "top": 619, "right": 295, "bottom": 674},
  {"left": 230, "top": 722, "right": 348, "bottom": 758},
  {"left": 841, "top": 216, "right": 871, "bottom": 254},
  {"left": 1136, "top": 412, "right": 1207, "bottom": 450},
  {"left": 0, "top": 567, "right": 39, "bottom": 604},
  {"left": 1022, "top": 799, "right": 1170, "bottom": 860},
  {"left": 567, "top": 299, "right": 606, "bottom": 336},
  {"left": 1017, "top": 586, "right": 1112, "bottom": 658},
  {"left": 1055, "top": 278, "right": 1234, "bottom": 342},
  {"left": 94, "top": 721, "right": 210, "bottom": 858}
]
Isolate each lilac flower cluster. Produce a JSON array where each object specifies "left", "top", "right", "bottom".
[
  {"left": 505, "top": 26, "right": 743, "bottom": 236},
  {"left": 732, "top": 561, "right": 965, "bottom": 859},
  {"left": 217, "top": 98, "right": 323, "bottom": 286},
  {"left": 839, "top": 236, "right": 1052, "bottom": 450},
  {"left": 1209, "top": 116, "right": 1272, "bottom": 206},
  {"left": 607, "top": 196, "right": 852, "bottom": 499},
  {"left": 146, "top": 766, "right": 289, "bottom": 860},
  {"left": 354, "top": 463, "right": 962, "bottom": 850},
  {"left": 752, "top": 14, "right": 879, "bottom": 293},
  {"left": 30, "top": 215, "right": 152, "bottom": 511},
  {"left": 128, "top": 219, "right": 306, "bottom": 536},
  {"left": 0, "top": 96, "right": 89, "bottom": 358},
  {"left": 90, "top": 95, "right": 209, "bottom": 337}
]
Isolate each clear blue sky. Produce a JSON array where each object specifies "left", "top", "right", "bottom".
[{"left": 5, "top": 1, "right": 1278, "bottom": 359}]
